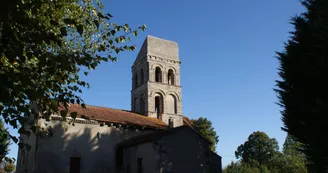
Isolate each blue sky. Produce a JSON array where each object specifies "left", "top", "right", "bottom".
[{"left": 7, "top": 0, "right": 305, "bottom": 168}]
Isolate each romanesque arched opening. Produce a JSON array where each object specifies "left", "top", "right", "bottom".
[
  {"left": 140, "top": 95, "right": 145, "bottom": 115},
  {"left": 140, "top": 68, "right": 144, "bottom": 84},
  {"left": 134, "top": 73, "right": 138, "bottom": 88},
  {"left": 155, "top": 94, "right": 164, "bottom": 119},
  {"left": 167, "top": 69, "right": 175, "bottom": 85},
  {"left": 134, "top": 97, "right": 139, "bottom": 113},
  {"left": 155, "top": 67, "right": 162, "bottom": 82},
  {"left": 167, "top": 94, "right": 177, "bottom": 114}
]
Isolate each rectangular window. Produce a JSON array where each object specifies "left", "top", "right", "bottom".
[
  {"left": 70, "top": 157, "right": 81, "bottom": 173},
  {"left": 169, "top": 118, "right": 173, "bottom": 128},
  {"left": 137, "top": 158, "right": 143, "bottom": 173},
  {"left": 116, "top": 147, "right": 124, "bottom": 168}
]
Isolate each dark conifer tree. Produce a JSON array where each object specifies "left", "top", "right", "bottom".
[{"left": 276, "top": 0, "right": 328, "bottom": 171}]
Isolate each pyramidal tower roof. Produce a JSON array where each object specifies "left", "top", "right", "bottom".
[{"left": 133, "top": 35, "right": 179, "bottom": 65}]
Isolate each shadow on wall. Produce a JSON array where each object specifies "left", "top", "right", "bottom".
[
  {"left": 153, "top": 129, "right": 222, "bottom": 173},
  {"left": 32, "top": 121, "right": 141, "bottom": 173}
]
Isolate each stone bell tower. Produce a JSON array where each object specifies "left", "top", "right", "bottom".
[{"left": 131, "top": 36, "right": 183, "bottom": 127}]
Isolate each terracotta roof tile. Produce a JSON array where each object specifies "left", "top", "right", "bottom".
[
  {"left": 119, "top": 126, "right": 190, "bottom": 147},
  {"left": 58, "top": 104, "right": 168, "bottom": 129},
  {"left": 119, "top": 125, "right": 211, "bottom": 148},
  {"left": 183, "top": 116, "right": 194, "bottom": 129}
]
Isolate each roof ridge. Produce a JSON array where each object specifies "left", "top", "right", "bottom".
[
  {"left": 84, "top": 104, "right": 129, "bottom": 111},
  {"left": 79, "top": 104, "right": 150, "bottom": 118}
]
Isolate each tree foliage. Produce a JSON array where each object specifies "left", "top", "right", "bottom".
[
  {"left": 0, "top": 157, "right": 15, "bottom": 173},
  {"left": 0, "top": 120, "right": 10, "bottom": 163},
  {"left": 283, "top": 134, "right": 304, "bottom": 157},
  {"left": 191, "top": 117, "right": 219, "bottom": 152},
  {"left": 223, "top": 161, "right": 269, "bottom": 173},
  {"left": 225, "top": 132, "right": 307, "bottom": 173},
  {"left": 275, "top": 0, "right": 328, "bottom": 171},
  {"left": 0, "top": 0, "right": 145, "bottom": 144},
  {"left": 235, "top": 131, "right": 279, "bottom": 166}
]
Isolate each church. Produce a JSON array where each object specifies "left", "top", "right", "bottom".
[{"left": 16, "top": 36, "right": 222, "bottom": 173}]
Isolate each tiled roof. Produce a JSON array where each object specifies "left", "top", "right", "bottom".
[
  {"left": 118, "top": 125, "right": 211, "bottom": 148},
  {"left": 118, "top": 126, "right": 190, "bottom": 147},
  {"left": 58, "top": 104, "right": 168, "bottom": 129},
  {"left": 183, "top": 116, "right": 194, "bottom": 129}
]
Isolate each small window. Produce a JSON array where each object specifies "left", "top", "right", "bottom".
[
  {"left": 169, "top": 118, "right": 173, "bottom": 128},
  {"left": 70, "top": 157, "right": 81, "bottom": 173},
  {"left": 155, "top": 95, "right": 164, "bottom": 119},
  {"left": 140, "top": 96, "right": 145, "bottom": 115},
  {"left": 116, "top": 147, "right": 124, "bottom": 168},
  {"left": 155, "top": 67, "right": 162, "bottom": 82},
  {"left": 134, "top": 73, "right": 139, "bottom": 88},
  {"left": 167, "top": 69, "right": 175, "bottom": 85},
  {"left": 140, "top": 69, "right": 144, "bottom": 84},
  {"left": 134, "top": 97, "right": 138, "bottom": 112},
  {"left": 137, "top": 158, "right": 143, "bottom": 173}
]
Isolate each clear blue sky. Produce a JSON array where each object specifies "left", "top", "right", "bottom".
[{"left": 7, "top": 0, "right": 305, "bottom": 168}]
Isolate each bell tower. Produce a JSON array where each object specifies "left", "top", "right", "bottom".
[{"left": 131, "top": 36, "right": 183, "bottom": 127}]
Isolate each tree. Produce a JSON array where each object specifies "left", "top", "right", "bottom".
[
  {"left": 223, "top": 161, "right": 264, "bottom": 173},
  {"left": 283, "top": 134, "right": 304, "bottom": 157},
  {"left": 274, "top": 134, "right": 307, "bottom": 173},
  {"left": 227, "top": 132, "right": 307, "bottom": 172},
  {"left": 191, "top": 117, "right": 219, "bottom": 151},
  {"left": 0, "top": 157, "right": 15, "bottom": 173},
  {"left": 0, "top": 120, "right": 10, "bottom": 163},
  {"left": 275, "top": 0, "right": 328, "bottom": 171},
  {"left": 235, "top": 131, "right": 279, "bottom": 166},
  {"left": 0, "top": 0, "right": 145, "bottom": 144}
]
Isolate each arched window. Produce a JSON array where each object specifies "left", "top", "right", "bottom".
[
  {"left": 134, "top": 73, "right": 138, "bottom": 88},
  {"left": 155, "top": 94, "right": 164, "bottom": 119},
  {"left": 167, "top": 94, "right": 177, "bottom": 114},
  {"left": 167, "top": 69, "right": 175, "bottom": 85},
  {"left": 140, "top": 69, "right": 144, "bottom": 84},
  {"left": 155, "top": 67, "right": 162, "bottom": 82},
  {"left": 140, "top": 95, "right": 145, "bottom": 115},
  {"left": 134, "top": 97, "right": 139, "bottom": 113}
]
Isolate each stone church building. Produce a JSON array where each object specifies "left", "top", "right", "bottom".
[{"left": 16, "top": 36, "right": 222, "bottom": 173}]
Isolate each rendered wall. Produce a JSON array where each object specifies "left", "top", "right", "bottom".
[{"left": 16, "top": 118, "right": 152, "bottom": 173}]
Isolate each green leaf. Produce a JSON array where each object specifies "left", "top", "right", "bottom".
[
  {"left": 84, "top": 72, "right": 88, "bottom": 76},
  {"left": 60, "top": 27, "right": 68, "bottom": 36},
  {"left": 115, "top": 48, "right": 120, "bottom": 54},
  {"left": 139, "top": 24, "right": 147, "bottom": 31},
  {"left": 107, "top": 13, "right": 113, "bottom": 17},
  {"left": 120, "top": 36, "right": 126, "bottom": 43},
  {"left": 60, "top": 110, "right": 68, "bottom": 118},
  {"left": 85, "top": 19, "right": 91, "bottom": 25},
  {"left": 115, "top": 37, "right": 120, "bottom": 43},
  {"left": 63, "top": 18, "right": 75, "bottom": 25},
  {"left": 133, "top": 31, "right": 138, "bottom": 36},
  {"left": 98, "top": 12, "right": 109, "bottom": 20},
  {"left": 77, "top": 25, "right": 84, "bottom": 36},
  {"left": 94, "top": 20, "right": 99, "bottom": 29},
  {"left": 10, "top": 135, "right": 18, "bottom": 143},
  {"left": 70, "top": 112, "right": 78, "bottom": 119},
  {"left": 110, "top": 30, "right": 116, "bottom": 36}
]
